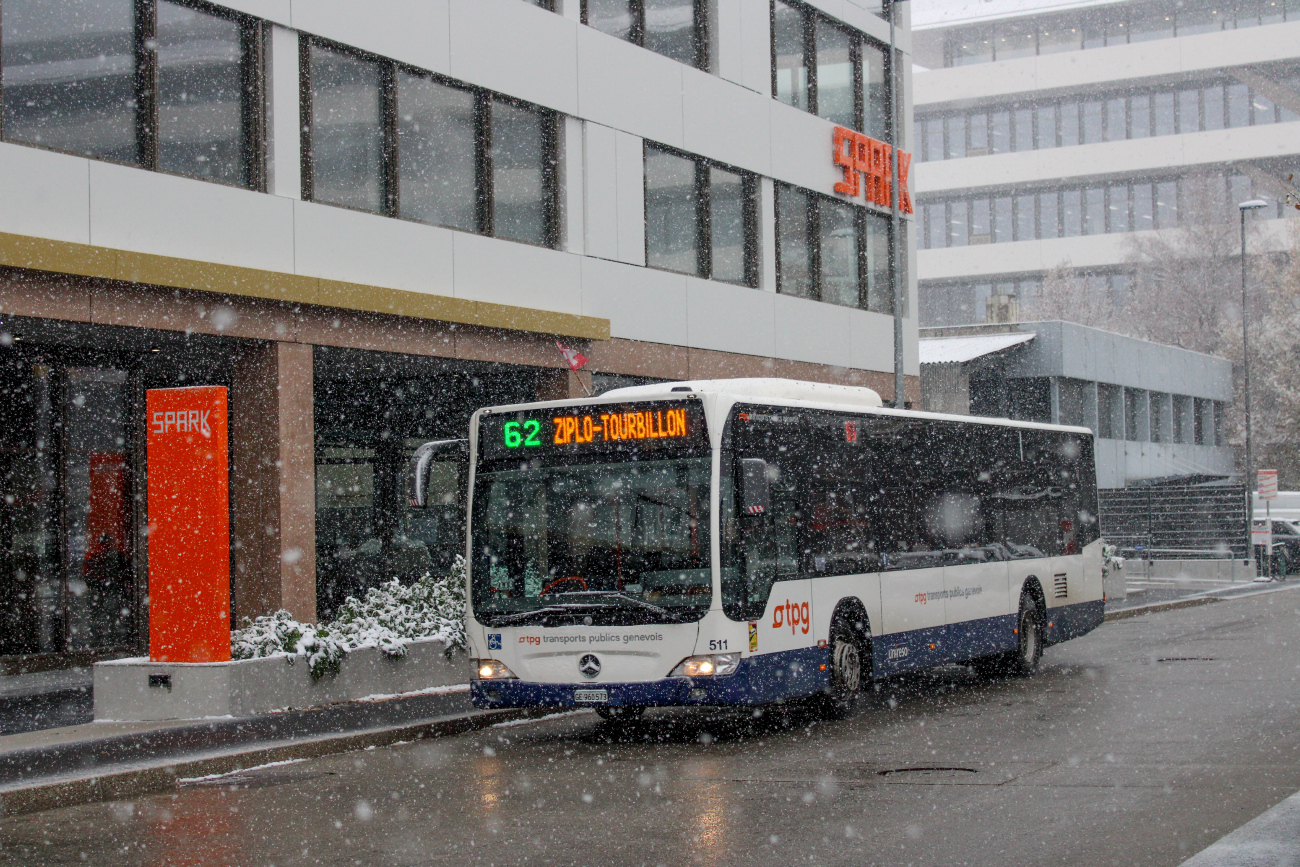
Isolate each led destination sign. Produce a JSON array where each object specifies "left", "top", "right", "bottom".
[{"left": 481, "top": 401, "right": 707, "bottom": 459}]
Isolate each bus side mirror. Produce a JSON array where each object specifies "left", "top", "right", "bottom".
[
  {"left": 739, "top": 458, "right": 771, "bottom": 517},
  {"left": 409, "top": 439, "right": 468, "bottom": 508}
]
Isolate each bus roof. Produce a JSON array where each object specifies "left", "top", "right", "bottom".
[{"left": 479, "top": 378, "right": 1093, "bottom": 437}]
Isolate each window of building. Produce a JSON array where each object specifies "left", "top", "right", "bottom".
[
  {"left": 775, "top": 183, "right": 894, "bottom": 312},
  {"left": 1014, "top": 194, "right": 1035, "bottom": 241},
  {"left": 771, "top": 1, "right": 891, "bottom": 137},
  {"left": 644, "top": 144, "right": 757, "bottom": 285},
  {"left": 307, "top": 44, "right": 386, "bottom": 213},
  {"left": 2, "top": 0, "right": 262, "bottom": 188},
  {"left": 395, "top": 73, "right": 478, "bottom": 232},
  {"left": 917, "top": 72, "right": 1300, "bottom": 164},
  {"left": 302, "top": 37, "right": 559, "bottom": 248},
  {"left": 583, "top": 0, "right": 707, "bottom": 68},
  {"left": 936, "top": 0, "right": 1300, "bottom": 67}
]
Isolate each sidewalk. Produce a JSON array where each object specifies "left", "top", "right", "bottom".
[
  {"left": 0, "top": 684, "right": 532, "bottom": 817},
  {"left": 1179, "top": 786, "right": 1300, "bottom": 866},
  {"left": 0, "top": 668, "right": 92, "bottom": 736}
]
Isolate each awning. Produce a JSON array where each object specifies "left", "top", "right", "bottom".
[{"left": 918, "top": 332, "right": 1035, "bottom": 365}]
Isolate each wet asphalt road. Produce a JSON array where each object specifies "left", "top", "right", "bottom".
[{"left": 6, "top": 588, "right": 1300, "bottom": 867}]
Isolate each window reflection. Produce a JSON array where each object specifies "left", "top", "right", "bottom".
[
  {"left": 156, "top": 1, "right": 247, "bottom": 185},
  {"left": 397, "top": 74, "right": 478, "bottom": 232},
  {"left": 2, "top": 0, "right": 138, "bottom": 164},
  {"left": 310, "top": 45, "right": 385, "bottom": 213},
  {"left": 773, "top": 1, "right": 809, "bottom": 112},
  {"left": 777, "top": 185, "right": 814, "bottom": 298},
  {"left": 815, "top": 20, "right": 856, "bottom": 128},
  {"left": 586, "top": 0, "right": 635, "bottom": 41},
  {"left": 820, "top": 198, "right": 860, "bottom": 308},
  {"left": 710, "top": 167, "right": 748, "bottom": 284},
  {"left": 645, "top": 146, "right": 700, "bottom": 275},
  {"left": 644, "top": 0, "right": 698, "bottom": 65},
  {"left": 491, "top": 101, "right": 549, "bottom": 245}
]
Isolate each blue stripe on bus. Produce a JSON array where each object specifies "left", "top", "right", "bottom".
[
  {"left": 470, "top": 647, "right": 829, "bottom": 710},
  {"left": 1044, "top": 599, "right": 1105, "bottom": 645},
  {"left": 470, "top": 601, "right": 1106, "bottom": 710}
]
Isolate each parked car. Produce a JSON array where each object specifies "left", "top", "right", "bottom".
[{"left": 1253, "top": 519, "right": 1300, "bottom": 577}]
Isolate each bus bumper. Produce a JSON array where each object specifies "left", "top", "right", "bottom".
[{"left": 470, "top": 648, "right": 829, "bottom": 709}]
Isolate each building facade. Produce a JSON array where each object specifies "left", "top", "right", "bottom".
[
  {"left": 0, "top": 0, "right": 916, "bottom": 670},
  {"left": 911, "top": 0, "right": 1300, "bottom": 325},
  {"left": 920, "top": 321, "right": 1235, "bottom": 487}
]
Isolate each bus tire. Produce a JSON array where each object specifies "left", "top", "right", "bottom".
[
  {"left": 595, "top": 706, "right": 644, "bottom": 722},
  {"left": 817, "top": 618, "right": 867, "bottom": 720},
  {"left": 1008, "top": 591, "right": 1044, "bottom": 676}
]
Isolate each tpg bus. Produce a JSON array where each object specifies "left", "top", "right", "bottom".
[{"left": 441, "top": 378, "right": 1102, "bottom": 720}]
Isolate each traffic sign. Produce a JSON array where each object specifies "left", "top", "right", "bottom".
[{"left": 1259, "top": 469, "right": 1279, "bottom": 500}]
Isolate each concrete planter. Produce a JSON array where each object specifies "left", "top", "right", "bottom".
[{"left": 93, "top": 639, "right": 469, "bottom": 722}]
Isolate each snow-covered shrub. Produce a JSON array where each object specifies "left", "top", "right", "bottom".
[
  {"left": 329, "top": 556, "right": 467, "bottom": 659},
  {"left": 1101, "top": 542, "right": 1125, "bottom": 580},
  {"left": 231, "top": 556, "right": 467, "bottom": 679},
  {"left": 231, "top": 609, "right": 347, "bottom": 679}
]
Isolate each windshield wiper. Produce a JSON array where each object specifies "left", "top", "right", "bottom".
[
  {"left": 555, "top": 591, "right": 686, "bottom": 622},
  {"left": 490, "top": 593, "right": 686, "bottom": 626}
]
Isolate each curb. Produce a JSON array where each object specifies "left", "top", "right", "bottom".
[
  {"left": 1104, "top": 595, "right": 1221, "bottom": 621},
  {"left": 0, "top": 706, "right": 538, "bottom": 818},
  {"left": 1104, "top": 580, "right": 1300, "bottom": 622}
]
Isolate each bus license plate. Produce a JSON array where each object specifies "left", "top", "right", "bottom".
[{"left": 574, "top": 689, "right": 608, "bottom": 703}]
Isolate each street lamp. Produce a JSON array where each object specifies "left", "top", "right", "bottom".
[
  {"left": 1239, "top": 197, "right": 1268, "bottom": 562},
  {"left": 888, "top": 0, "right": 909, "bottom": 410}
]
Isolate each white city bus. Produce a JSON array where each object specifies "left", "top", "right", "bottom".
[{"left": 455, "top": 378, "right": 1103, "bottom": 720}]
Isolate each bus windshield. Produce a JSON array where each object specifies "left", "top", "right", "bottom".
[{"left": 471, "top": 456, "right": 712, "bottom": 626}]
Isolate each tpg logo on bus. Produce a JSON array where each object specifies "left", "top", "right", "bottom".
[
  {"left": 772, "top": 600, "right": 810, "bottom": 635},
  {"left": 152, "top": 409, "right": 211, "bottom": 437}
]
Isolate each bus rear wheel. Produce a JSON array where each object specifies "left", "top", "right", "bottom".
[
  {"left": 1008, "top": 592, "right": 1044, "bottom": 676},
  {"left": 595, "top": 706, "right": 644, "bottom": 722},
  {"left": 972, "top": 591, "right": 1043, "bottom": 678},
  {"left": 817, "top": 620, "right": 867, "bottom": 720}
]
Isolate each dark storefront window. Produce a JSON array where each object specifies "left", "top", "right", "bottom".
[
  {"left": 644, "top": 143, "right": 757, "bottom": 285},
  {"left": 313, "top": 350, "right": 541, "bottom": 619},
  {"left": 303, "top": 37, "right": 559, "bottom": 248},
  {"left": 1, "top": 0, "right": 262, "bottom": 186},
  {"left": 582, "top": 0, "right": 708, "bottom": 68},
  {"left": 0, "top": 357, "right": 134, "bottom": 658}
]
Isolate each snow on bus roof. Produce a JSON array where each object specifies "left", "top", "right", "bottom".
[
  {"left": 598, "top": 377, "right": 1092, "bottom": 436},
  {"left": 603, "top": 377, "right": 884, "bottom": 408}
]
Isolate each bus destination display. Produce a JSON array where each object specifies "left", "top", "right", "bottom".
[{"left": 481, "top": 401, "right": 706, "bottom": 458}]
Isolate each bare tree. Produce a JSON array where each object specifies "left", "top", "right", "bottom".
[
  {"left": 1023, "top": 262, "right": 1118, "bottom": 329},
  {"left": 1120, "top": 173, "right": 1251, "bottom": 356}
]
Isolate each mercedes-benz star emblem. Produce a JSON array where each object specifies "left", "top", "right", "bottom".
[{"left": 578, "top": 654, "right": 601, "bottom": 680}]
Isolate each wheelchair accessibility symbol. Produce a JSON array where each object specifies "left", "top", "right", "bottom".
[{"left": 487, "top": 633, "right": 502, "bottom": 651}]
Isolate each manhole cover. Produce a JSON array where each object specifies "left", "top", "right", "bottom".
[{"left": 878, "top": 767, "right": 977, "bottom": 777}]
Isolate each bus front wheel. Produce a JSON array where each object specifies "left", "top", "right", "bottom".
[{"left": 817, "top": 620, "right": 867, "bottom": 720}]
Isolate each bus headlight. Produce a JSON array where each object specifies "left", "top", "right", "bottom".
[
  {"left": 474, "top": 659, "right": 517, "bottom": 680},
  {"left": 670, "top": 653, "right": 739, "bottom": 678}
]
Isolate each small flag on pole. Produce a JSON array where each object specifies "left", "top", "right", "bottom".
[{"left": 556, "top": 342, "right": 588, "bottom": 371}]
